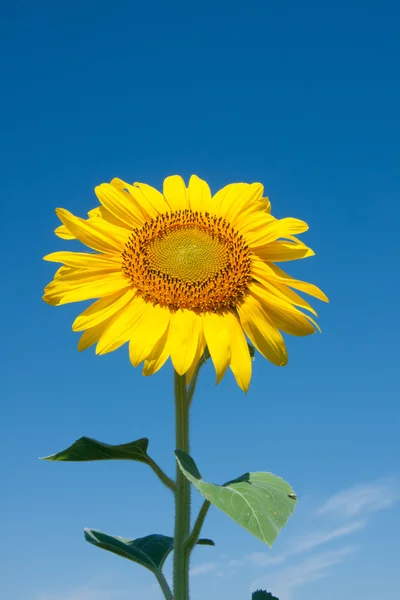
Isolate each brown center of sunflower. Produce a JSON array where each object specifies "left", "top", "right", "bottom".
[{"left": 121, "top": 210, "right": 252, "bottom": 312}]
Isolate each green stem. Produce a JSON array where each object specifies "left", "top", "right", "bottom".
[
  {"left": 154, "top": 569, "right": 174, "bottom": 600},
  {"left": 173, "top": 371, "right": 191, "bottom": 600},
  {"left": 146, "top": 456, "right": 176, "bottom": 493},
  {"left": 185, "top": 500, "right": 211, "bottom": 553}
]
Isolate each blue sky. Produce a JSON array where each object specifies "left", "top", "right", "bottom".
[{"left": 1, "top": 1, "right": 399, "bottom": 599}]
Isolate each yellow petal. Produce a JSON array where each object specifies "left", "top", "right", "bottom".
[
  {"left": 43, "top": 251, "right": 121, "bottom": 269},
  {"left": 43, "top": 274, "right": 131, "bottom": 306},
  {"left": 237, "top": 295, "right": 288, "bottom": 366},
  {"left": 263, "top": 197, "right": 272, "bottom": 213},
  {"left": 273, "top": 311, "right": 320, "bottom": 335},
  {"left": 79, "top": 214, "right": 130, "bottom": 246},
  {"left": 251, "top": 258, "right": 328, "bottom": 303},
  {"left": 89, "top": 203, "right": 133, "bottom": 231},
  {"left": 188, "top": 175, "right": 212, "bottom": 213},
  {"left": 185, "top": 335, "right": 207, "bottom": 385},
  {"left": 265, "top": 279, "right": 319, "bottom": 316},
  {"left": 72, "top": 288, "right": 136, "bottom": 332},
  {"left": 231, "top": 196, "right": 273, "bottom": 232},
  {"left": 128, "top": 304, "right": 170, "bottom": 367},
  {"left": 244, "top": 218, "right": 309, "bottom": 248},
  {"left": 96, "top": 295, "right": 150, "bottom": 354},
  {"left": 95, "top": 183, "right": 145, "bottom": 229},
  {"left": 267, "top": 313, "right": 319, "bottom": 336},
  {"left": 240, "top": 196, "right": 271, "bottom": 217},
  {"left": 238, "top": 212, "right": 276, "bottom": 236},
  {"left": 142, "top": 328, "right": 170, "bottom": 376},
  {"left": 56, "top": 208, "right": 126, "bottom": 254},
  {"left": 268, "top": 264, "right": 329, "bottom": 303},
  {"left": 52, "top": 265, "right": 76, "bottom": 278},
  {"left": 227, "top": 313, "right": 252, "bottom": 393},
  {"left": 202, "top": 312, "right": 232, "bottom": 384},
  {"left": 98, "top": 206, "right": 133, "bottom": 230},
  {"left": 49, "top": 267, "right": 121, "bottom": 283},
  {"left": 77, "top": 316, "right": 114, "bottom": 351},
  {"left": 111, "top": 178, "right": 160, "bottom": 220},
  {"left": 249, "top": 278, "right": 312, "bottom": 313},
  {"left": 55, "top": 224, "right": 75, "bottom": 240},
  {"left": 212, "top": 182, "right": 240, "bottom": 212},
  {"left": 87, "top": 207, "right": 102, "bottom": 219},
  {"left": 254, "top": 240, "right": 315, "bottom": 262},
  {"left": 250, "top": 283, "right": 319, "bottom": 335},
  {"left": 168, "top": 309, "right": 203, "bottom": 375},
  {"left": 215, "top": 182, "right": 264, "bottom": 223},
  {"left": 163, "top": 175, "right": 188, "bottom": 211},
  {"left": 55, "top": 207, "right": 107, "bottom": 240},
  {"left": 133, "top": 181, "right": 170, "bottom": 215}
]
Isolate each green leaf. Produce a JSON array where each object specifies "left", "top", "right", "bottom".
[
  {"left": 252, "top": 591, "right": 279, "bottom": 600},
  {"left": 175, "top": 450, "right": 297, "bottom": 548},
  {"left": 84, "top": 528, "right": 214, "bottom": 572},
  {"left": 42, "top": 436, "right": 150, "bottom": 464},
  {"left": 196, "top": 538, "right": 215, "bottom": 546},
  {"left": 84, "top": 529, "right": 172, "bottom": 572},
  {"left": 248, "top": 343, "right": 256, "bottom": 359}
]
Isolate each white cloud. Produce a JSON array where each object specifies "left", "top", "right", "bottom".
[
  {"left": 249, "top": 520, "right": 365, "bottom": 567},
  {"left": 316, "top": 480, "right": 398, "bottom": 517},
  {"left": 226, "top": 558, "right": 247, "bottom": 568},
  {"left": 245, "top": 479, "right": 398, "bottom": 598},
  {"left": 250, "top": 553, "right": 287, "bottom": 567},
  {"left": 250, "top": 546, "right": 359, "bottom": 600},
  {"left": 190, "top": 562, "right": 217, "bottom": 576},
  {"left": 287, "top": 520, "right": 366, "bottom": 554}
]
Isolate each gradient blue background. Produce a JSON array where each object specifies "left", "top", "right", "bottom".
[{"left": 1, "top": 1, "right": 399, "bottom": 599}]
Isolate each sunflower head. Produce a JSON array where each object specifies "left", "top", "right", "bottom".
[{"left": 43, "top": 175, "right": 328, "bottom": 392}]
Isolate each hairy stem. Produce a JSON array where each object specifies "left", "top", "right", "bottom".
[{"left": 173, "top": 372, "right": 191, "bottom": 600}]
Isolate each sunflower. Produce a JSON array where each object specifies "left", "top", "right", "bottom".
[{"left": 43, "top": 175, "right": 328, "bottom": 391}]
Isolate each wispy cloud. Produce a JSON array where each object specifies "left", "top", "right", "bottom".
[
  {"left": 316, "top": 480, "right": 399, "bottom": 518},
  {"left": 226, "top": 558, "right": 245, "bottom": 568},
  {"left": 247, "top": 478, "right": 399, "bottom": 597},
  {"left": 250, "top": 546, "right": 359, "bottom": 600},
  {"left": 225, "top": 478, "right": 398, "bottom": 597},
  {"left": 250, "top": 520, "right": 365, "bottom": 567},
  {"left": 288, "top": 520, "right": 365, "bottom": 553},
  {"left": 250, "top": 553, "right": 287, "bottom": 567},
  {"left": 190, "top": 562, "right": 217, "bottom": 576}
]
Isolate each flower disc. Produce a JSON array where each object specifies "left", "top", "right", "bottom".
[{"left": 122, "top": 210, "right": 252, "bottom": 312}]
